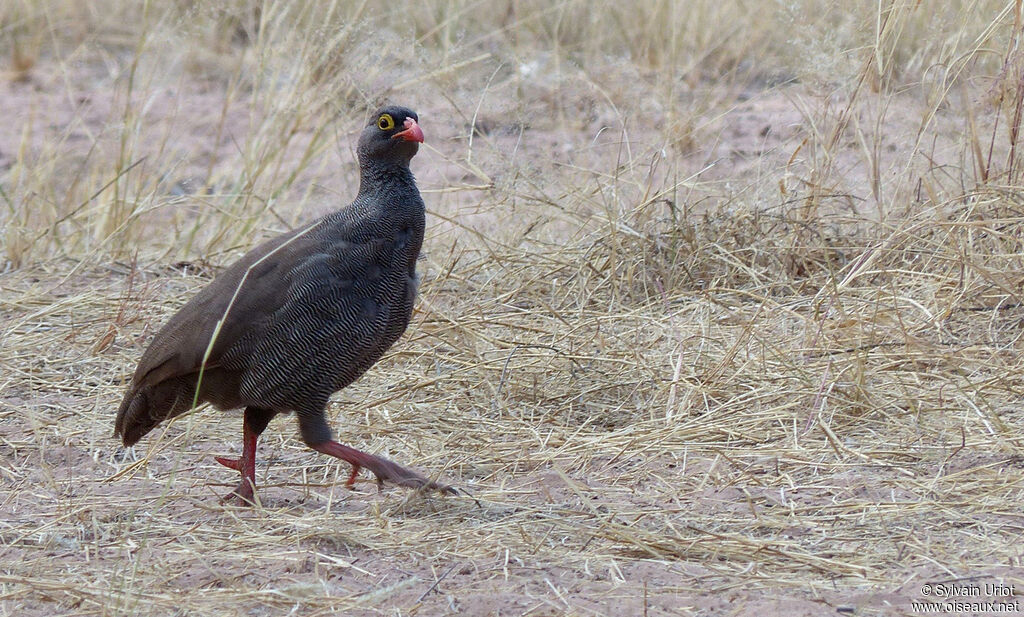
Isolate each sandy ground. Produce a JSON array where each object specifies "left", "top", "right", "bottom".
[{"left": 3, "top": 30, "right": 1024, "bottom": 617}]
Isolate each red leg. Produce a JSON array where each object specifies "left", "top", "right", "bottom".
[
  {"left": 311, "top": 440, "right": 455, "bottom": 495},
  {"left": 215, "top": 408, "right": 273, "bottom": 505}
]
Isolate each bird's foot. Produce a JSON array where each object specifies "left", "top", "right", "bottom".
[
  {"left": 313, "top": 440, "right": 456, "bottom": 495},
  {"left": 220, "top": 479, "right": 257, "bottom": 506},
  {"left": 214, "top": 455, "right": 258, "bottom": 505},
  {"left": 362, "top": 454, "right": 458, "bottom": 495}
]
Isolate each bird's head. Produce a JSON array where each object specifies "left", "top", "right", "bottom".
[{"left": 357, "top": 105, "right": 424, "bottom": 168}]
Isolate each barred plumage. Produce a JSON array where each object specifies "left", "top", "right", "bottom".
[{"left": 115, "top": 105, "right": 453, "bottom": 504}]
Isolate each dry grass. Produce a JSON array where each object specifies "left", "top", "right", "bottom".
[{"left": 3, "top": 1, "right": 1024, "bottom": 615}]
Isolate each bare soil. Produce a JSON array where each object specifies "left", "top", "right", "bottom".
[{"left": 3, "top": 17, "right": 1024, "bottom": 617}]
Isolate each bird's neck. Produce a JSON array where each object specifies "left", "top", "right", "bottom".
[{"left": 357, "top": 163, "right": 418, "bottom": 201}]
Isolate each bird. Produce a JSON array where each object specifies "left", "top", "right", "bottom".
[{"left": 115, "top": 105, "right": 455, "bottom": 505}]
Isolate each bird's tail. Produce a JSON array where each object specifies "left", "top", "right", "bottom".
[{"left": 114, "top": 379, "right": 196, "bottom": 446}]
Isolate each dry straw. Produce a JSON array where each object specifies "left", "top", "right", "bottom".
[{"left": 2, "top": 1, "right": 1024, "bottom": 615}]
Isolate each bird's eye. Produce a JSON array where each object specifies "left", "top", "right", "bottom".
[{"left": 377, "top": 114, "right": 395, "bottom": 131}]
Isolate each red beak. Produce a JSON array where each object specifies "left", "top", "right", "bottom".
[{"left": 392, "top": 117, "right": 424, "bottom": 143}]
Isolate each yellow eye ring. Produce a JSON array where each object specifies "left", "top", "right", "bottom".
[{"left": 377, "top": 114, "right": 395, "bottom": 131}]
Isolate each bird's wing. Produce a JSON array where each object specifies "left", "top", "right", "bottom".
[
  {"left": 126, "top": 221, "right": 324, "bottom": 393},
  {"left": 225, "top": 232, "right": 402, "bottom": 404}
]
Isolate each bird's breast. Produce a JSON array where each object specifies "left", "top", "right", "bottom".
[{"left": 394, "top": 225, "right": 413, "bottom": 251}]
